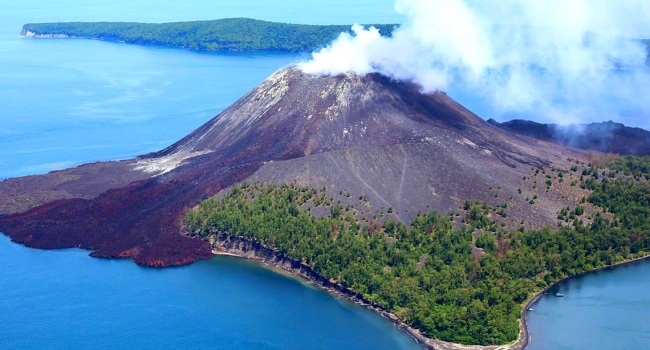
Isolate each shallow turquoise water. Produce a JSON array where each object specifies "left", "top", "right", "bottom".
[{"left": 1, "top": 1, "right": 649, "bottom": 349}]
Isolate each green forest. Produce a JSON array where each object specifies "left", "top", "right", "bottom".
[
  {"left": 22, "top": 18, "right": 396, "bottom": 52},
  {"left": 22, "top": 19, "right": 650, "bottom": 62},
  {"left": 185, "top": 156, "right": 650, "bottom": 345}
]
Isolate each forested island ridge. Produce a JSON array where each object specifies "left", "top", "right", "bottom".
[{"left": 20, "top": 18, "right": 396, "bottom": 52}]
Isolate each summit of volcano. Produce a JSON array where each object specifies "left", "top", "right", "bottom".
[{"left": 0, "top": 67, "right": 589, "bottom": 266}]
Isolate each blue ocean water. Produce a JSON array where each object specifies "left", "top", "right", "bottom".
[
  {"left": 1, "top": 1, "right": 649, "bottom": 349},
  {"left": 0, "top": 0, "right": 402, "bottom": 180},
  {"left": 0, "top": 236, "right": 420, "bottom": 350},
  {"left": 525, "top": 259, "right": 650, "bottom": 350}
]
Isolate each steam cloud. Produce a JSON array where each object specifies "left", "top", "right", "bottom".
[{"left": 299, "top": 0, "right": 650, "bottom": 127}]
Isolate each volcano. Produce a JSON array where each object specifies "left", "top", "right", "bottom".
[{"left": 0, "top": 67, "right": 589, "bottom": 266}]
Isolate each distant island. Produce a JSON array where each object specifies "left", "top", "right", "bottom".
[
  {"left": 20, "top": 18, "right": 396, "bottom": 52},
  {"left": 20, "top": 19, "right": 650, "bottom": 65}
]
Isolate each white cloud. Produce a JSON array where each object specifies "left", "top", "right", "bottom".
[{"left": 299, "top": 0, "right": 650, "bottom": 127}]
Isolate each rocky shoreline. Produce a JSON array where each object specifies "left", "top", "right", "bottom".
[{"left": 206, "top": 232, "right": 527, "bottom": 350}]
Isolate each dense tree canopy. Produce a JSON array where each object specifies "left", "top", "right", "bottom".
[
  {"left": 185, "top": 156, "right": 650, "bottom": 345},
  {"left": 22, "top": 20, "right": 650, "bottom": 64}
]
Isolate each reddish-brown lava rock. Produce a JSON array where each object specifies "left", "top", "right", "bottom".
[{"left": 0, "top": 67, "right": 593, "bottom": 267}]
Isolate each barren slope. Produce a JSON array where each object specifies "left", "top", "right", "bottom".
[{"left": 0, "top": 67, "right": 588, "bottom": 266}]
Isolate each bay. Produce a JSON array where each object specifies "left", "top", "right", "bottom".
[{"left": 525, "top": 259, "right": 650, "bottom": 350}]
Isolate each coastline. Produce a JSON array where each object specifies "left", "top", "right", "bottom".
[
  {"left": 18, "top": 29, "right": 291, "bottom": 54},
  {"left": 520, "top": 253, "right": 650, "bottom": 347},
  {"left": 207, "top": 232, "right": 649, "bottom": 350},
  {"left": 206, "top": 232, "right": 527, "bottom": 350}
]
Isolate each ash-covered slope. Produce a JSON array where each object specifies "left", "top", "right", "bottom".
[
  {"left": 488, "top": 118, "right": 650, "bottom": 155},
  {"left": 0, "top": 67, "right": 585, "bottom": 266},
  {"left": 154, "top": 68, "right": 507, "bottom": 159}
]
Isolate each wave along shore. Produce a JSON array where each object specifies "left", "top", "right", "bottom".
[{"left": 20, "top": 30, "right": 70, "bottom": 39}]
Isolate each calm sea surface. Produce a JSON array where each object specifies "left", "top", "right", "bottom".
[
  {"left": 0, "top": 1, "right": 648, "bottom": 349},
  {"left": 525, "top": 259, "right": 650, "bottom": 349}
]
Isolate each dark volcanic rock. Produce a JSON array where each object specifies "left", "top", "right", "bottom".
[
  {"left": 0, "top": 160, "right": 150, "bottom": 215},
  {"left": 488, "top": 119, "right": 650, "bottom": 155},
  {"left": 0, "top": 67, "right": 588, "bottom": 266}
]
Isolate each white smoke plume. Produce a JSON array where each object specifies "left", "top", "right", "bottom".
[{"left": 299, "top": 0, "right": 650, "bottom": 127}]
